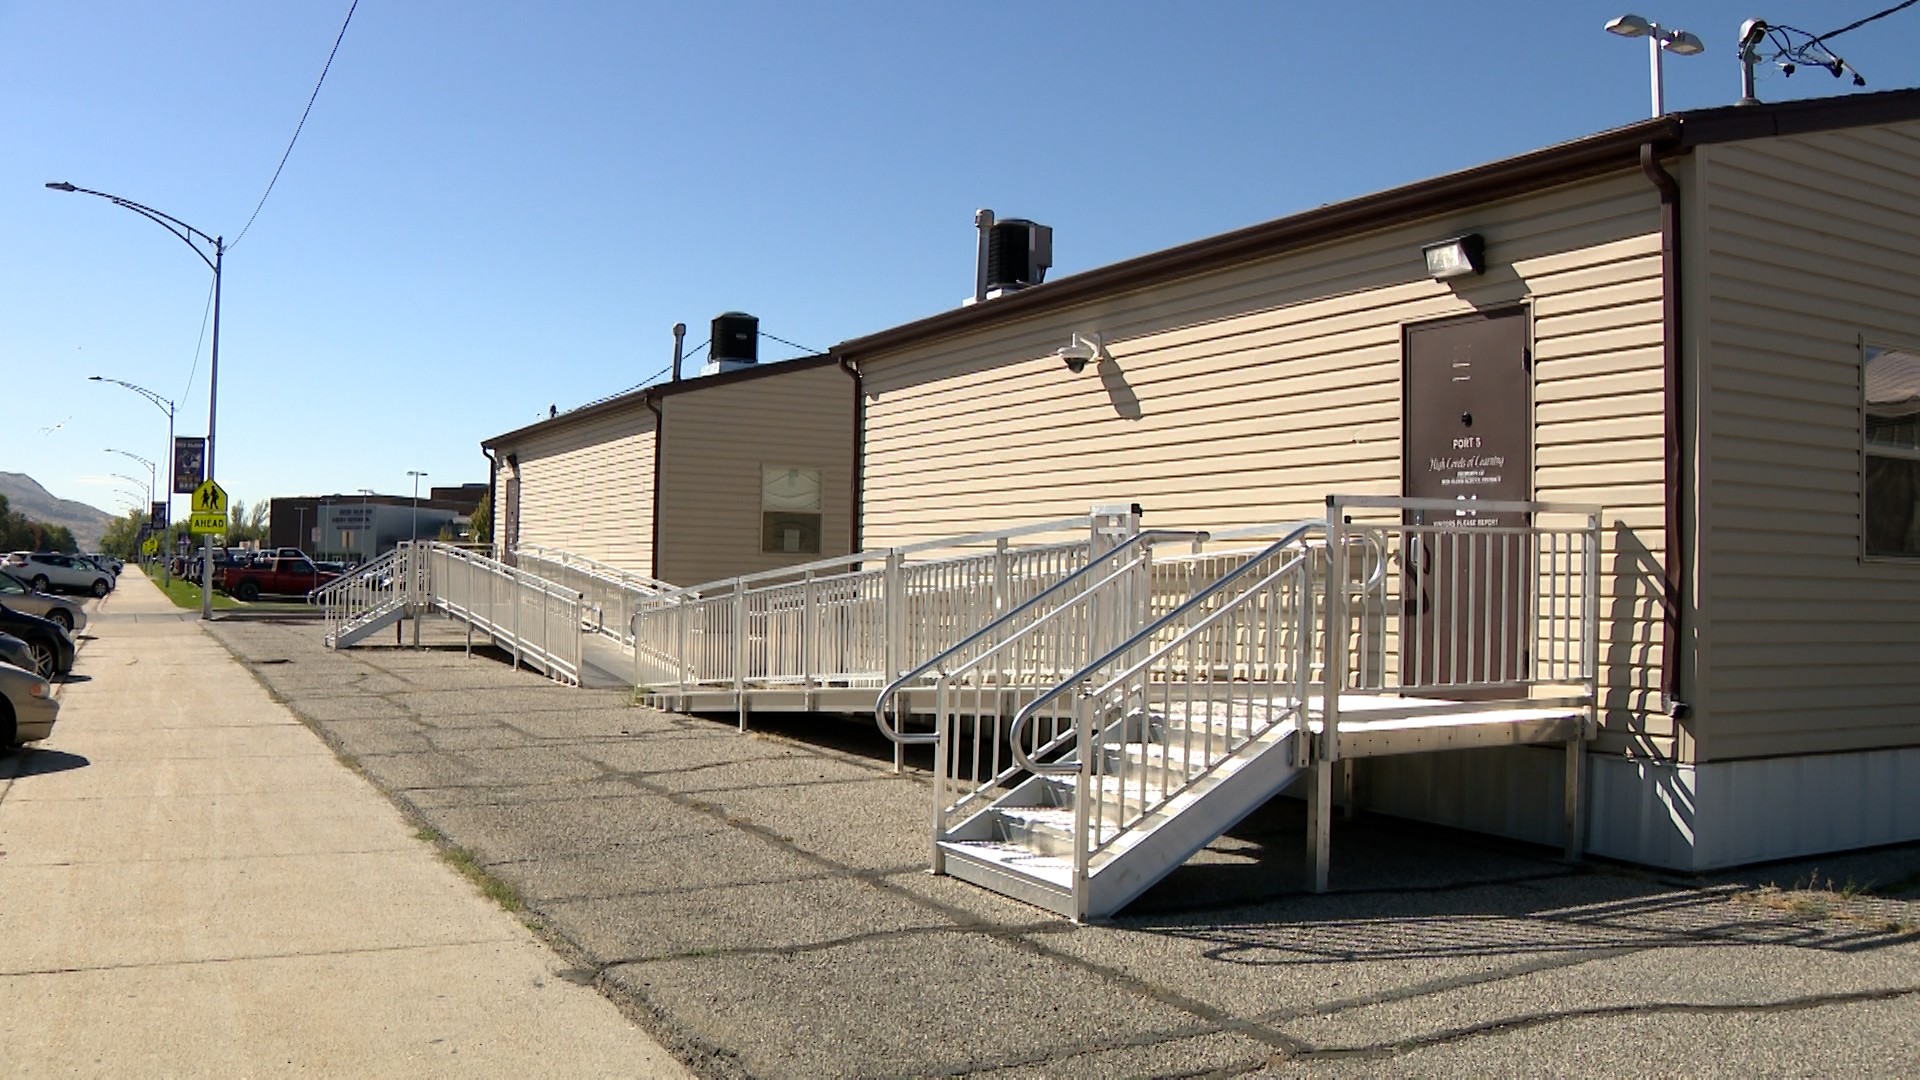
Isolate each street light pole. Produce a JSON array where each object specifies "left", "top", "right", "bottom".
[
  {"left": 1604, "top": 14, "right": 1705, "bottom": 117},
  {"left": 357, "top": 488, "right": 375, "bottom": 564},
  {"left": 104, "top": 449, "right": 156, "bottom": 505},
  {"left": 408, "top": 471, "right": 428, "bottom": 544},
  {"left": 90, "top": 376, "right": 175, "bottom": 585},
  {"left": 54, "top": 183, "right": 225, "bottom": 620}
]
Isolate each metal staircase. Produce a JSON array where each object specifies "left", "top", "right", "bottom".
[
  {"left": 878, "top": 522, "right": 1328, "bottom": 919},
  {"left": 320, "top": 542, "right": 587, "bottom": 686},
  {"left": 316, "top": 548, "right": 407, "bottom": 648},
  {"left": 878, "top": 496, "right": 1603, "bottom": 921}
]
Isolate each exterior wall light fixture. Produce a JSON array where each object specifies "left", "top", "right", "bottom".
[{"left": 1423, "top": 234, "right": 1486, "bottom": 280}]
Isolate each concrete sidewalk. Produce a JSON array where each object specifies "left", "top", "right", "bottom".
[{"left": 0, "top": 571, "right": 687, "bottom": 1078}]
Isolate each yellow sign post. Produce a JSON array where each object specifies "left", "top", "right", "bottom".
[
  {"left": 141, "top": 535, "right": 161, "bottom": 557},
  {"left": 189, "top": 479, "right": 229, "bottom": 536}
]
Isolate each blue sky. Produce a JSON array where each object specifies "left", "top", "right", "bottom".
[{"left": 5, "top": 1, "right": 1918, "bottom": 521}]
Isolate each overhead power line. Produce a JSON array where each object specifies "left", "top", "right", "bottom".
[
  {"left": 1756, "top": 0, "right": 1919, "bottom": 88},
  {"left": 231, "top": 0, "right": 360, "bottom": 248},
  {"left": 759, "top": 330, "right": 820, "bottom": 356},
  {"left": 1812, "top": 0, "right": 1920, "bottom": 46}
]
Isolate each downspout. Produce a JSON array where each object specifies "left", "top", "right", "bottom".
[
  {"left": 1640, "top": 142, "right": 1687, "bottom": 719},
  {"left": 645, "top": 390, "right": 665, "bottom": 582},
  {"left": 837, "top": 352, "right": 864, "bottom": 554},
  {"left": 481, "top": 447, "right": 498, "bottom": 556}
]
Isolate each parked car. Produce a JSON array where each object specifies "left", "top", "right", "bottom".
[
  {"left": 0, "top": 660, "right": 59, "bottom": 747},
  {"left": 3, "top": 551, "right": 114, "bottom": 597},
  {"left": 86, "top": 553, "right": 124, "bottom": 574},
  {"left": 178, "top": 547, "right": 246, "bottom": 582},
  {"left": 77, "top": 554, "right": 120, "bottom": 580},
  {"left": 0, "top": 604, "right": 75, "bottom": 678},
  {"left": 0, "top": 632, "right": 36, "bottom": 674},
  {"left": 0, "top": 572, "right": 87, "bottom": 633},
  {"left": 217, "top": 551, "right": 344, "bottom": 601}
]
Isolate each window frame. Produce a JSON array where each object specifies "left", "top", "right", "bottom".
[
  {"left": 1861, "top": 340, "right": 1920, "bottom": 562},
  {"left": 759, "top": 464, "right": 824, "bottom": 556}
]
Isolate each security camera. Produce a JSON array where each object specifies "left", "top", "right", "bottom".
[
  {"left": 1055, "top": 332, "right": 1106, "bottom": 374},
  {"left": 1737, "top": 18, "right": 1768, "bottom": 52}
]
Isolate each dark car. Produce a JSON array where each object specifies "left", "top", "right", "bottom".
[{"left": 0, "top": 603, "right": 76, "bottom": 678}]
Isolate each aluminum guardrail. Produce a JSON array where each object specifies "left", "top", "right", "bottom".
[
  {"left": 423, "top": 542, "right": 585, "bottom": 687},
  {"left": 631, "top": 513, "right": 1123, "bottom": 697},
  {"left": 512, "top": 544, "right": 674, "bottom": 645}
]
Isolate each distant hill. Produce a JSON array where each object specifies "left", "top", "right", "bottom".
[{"left": 0, "top": 472, "right": 115, "bottom": 551}]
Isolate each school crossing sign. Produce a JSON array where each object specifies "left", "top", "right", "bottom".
[{"left": 189, "top": 479, "right": 229, "bottom": 536}]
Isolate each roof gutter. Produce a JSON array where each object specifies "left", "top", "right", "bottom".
[
  {"left": 481, "top": 447, "right": 498, "bottom": 556},
  {"left": 837, "top": 353, "right": 864, "bottom": 554},
  {"left": 1640, "top": 142, "right": 1687, "bottom": 719},
  {"left": 644, "top": 390, "right": 664, "bottom": 581}
]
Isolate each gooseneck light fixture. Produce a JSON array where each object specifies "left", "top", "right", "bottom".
[
  {"left": 54, "top": 182, "right": 225, "bottom": 620},
  {"left": 1605, "top": 13, "right": 1705, "bottom": 117}
]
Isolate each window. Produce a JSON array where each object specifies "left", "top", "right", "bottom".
[
  {"left": 1865, "top": 344, "right": 1920, "bottom": 558},
  {"left": 761, "top": 465, "right": 823, "bottom": 555}
]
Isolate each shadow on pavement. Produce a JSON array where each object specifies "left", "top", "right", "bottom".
[{"left": 0, "top": 748, "right": 89, "bottom": 779}]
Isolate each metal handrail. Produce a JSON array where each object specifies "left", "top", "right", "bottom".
[
  {"left": 639, "top": 513, "right": 1099, "bottom": 604},
  {"left": 872, "top": 530, "right": 1207, "bottom": 746},
  {"left": 314, "top": 547, "right": 405, "bottom": 644},
  {"left": 1009, "top": 523, "right": 1322, "bottom": 774},
  {"left": 421, "top": 542, "right": 585, "bottom": 685},
  {"left": 512, "top": 543, "right": 677, "bottom": 595}
]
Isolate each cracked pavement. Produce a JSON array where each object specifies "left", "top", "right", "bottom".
[{"left": 209, "top": 617, "right": 1920, "bottom": 1078}]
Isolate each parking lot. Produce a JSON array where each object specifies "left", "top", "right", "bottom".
[{"left": 196, "top": 614, "right": 1920, "bottom": 1078}]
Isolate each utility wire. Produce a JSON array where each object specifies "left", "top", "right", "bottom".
[
  {"left": 561, "top": 340, "right": 714, "bottom": 416},
  {"left": 231, "top": 0, "right": 360, "bottom": 248},
  {"left": 179, "top": 275, "right": 217, "bottom": 409},
  {"left": 1811, "top": 0, "right": 1920, "bottom": 46},
  {"left": 759, "top": 330, "right": 820, "bottom": 356}
]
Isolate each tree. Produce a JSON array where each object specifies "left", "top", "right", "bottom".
[
  {"left": 99, "top": 510, "right": 148, "bottom": 559},
  {"left": 469, "top": 490, "right": 490, "bottom": 545},
  {"left": 224, "top": 500, "right": 271, "bottom": 546},
  {"left": 0, "top": 494, "right": 80, "bottom": 553}
]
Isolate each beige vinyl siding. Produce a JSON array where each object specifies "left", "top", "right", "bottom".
[
  {"left": 502, "top": 406, "right": 657, "bottom": 575},
  {"left": 862, "top": 173, "right": 1671, "bottom": 752},
  {"left": 1696, "top": 120, "right": 1920, "bottom": 762},
  {"left": 656, "top": 362, "right": 855, "bottom": 587}
]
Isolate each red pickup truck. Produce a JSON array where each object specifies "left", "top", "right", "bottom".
[{"left": 217, "top": 550, "right": 342, "bottom": 601}]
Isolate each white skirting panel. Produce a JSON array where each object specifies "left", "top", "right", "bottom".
[{"left": 1358, "top": 745, "right": 1920, "bottom": 872}]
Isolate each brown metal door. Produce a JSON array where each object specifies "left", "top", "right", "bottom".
[
  {"left": 1402, "top": 307, "right": 1531, "bottom": 693},
  {"left": 503, "top": 477, "right": 521, "bottom": 564}
]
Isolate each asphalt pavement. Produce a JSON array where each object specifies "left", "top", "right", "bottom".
[
  {"left": 191, "top": 609, "right": 1920, "bottom": 1077},
  {"left": 0, "top": 572, "right": 688, "bottom": 1078}
]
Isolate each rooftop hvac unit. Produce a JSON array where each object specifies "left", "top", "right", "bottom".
[
  {"left": 701, "top": 311, "right": 759, "bottom": 376},
  {"left": 970, "top": 210, "right": 1053, "bottom": 303}
]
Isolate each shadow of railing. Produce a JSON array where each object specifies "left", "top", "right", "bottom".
[{"left": 1131, "top": 878, "right": 1915, "bottom": 965}]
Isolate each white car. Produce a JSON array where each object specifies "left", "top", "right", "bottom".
[
  {"left": 3, "top": 552, "right": 114, "bottom": 598},
  {"left": 0, "top": 660, "right": 59, "bottom": 746}
]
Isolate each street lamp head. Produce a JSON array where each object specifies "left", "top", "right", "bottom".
[
  {"left": 88, "top": 375, "right": 103, "bottom": 381},
  {"left": 45, "top": 181, "right": 77, "bottom": 192},
  {"left": 1663, "top": 30, "right": 1705, "bottom": 56},
  {"left": 1605, "top": 14, "right": 1652, "bottom": 38}
]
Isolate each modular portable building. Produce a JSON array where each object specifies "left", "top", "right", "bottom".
[
  {"left": 482, "top": 355, "right": 858, "bottom": 588},
  {"left": 831, "top": 90, "right": 1920, "bottom": 873}
]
